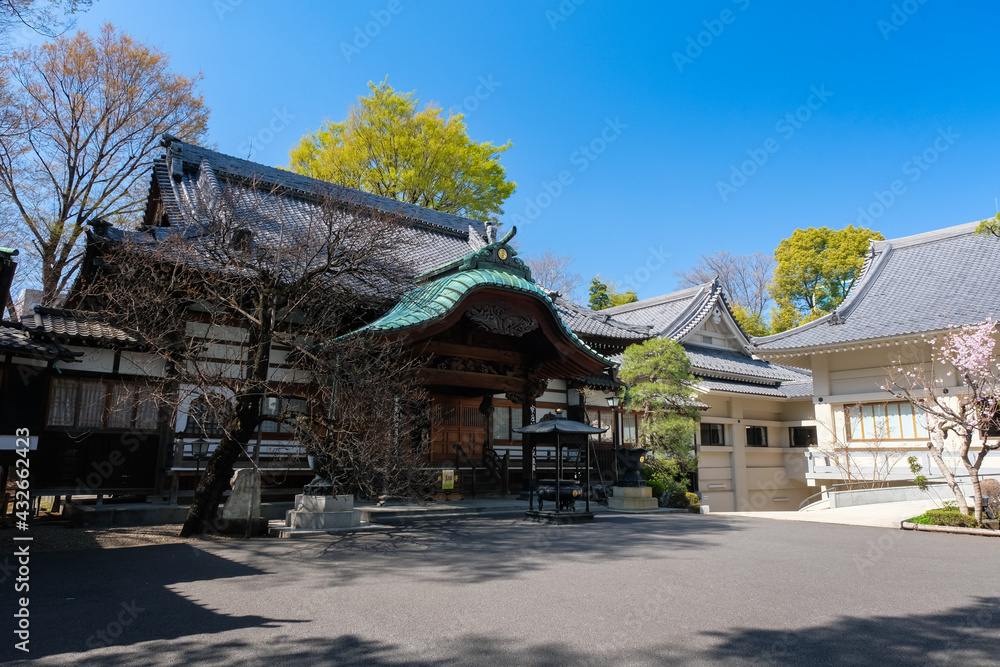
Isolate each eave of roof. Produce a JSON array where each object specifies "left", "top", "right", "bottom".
[
  {"left": 683, "top": 344, "right": 806, "bottom": 383},
  {"left": 21, "top": 306, "right": 140, "bottom": 348},
  {"left": 0, "top": 322, "right": 77, "bottom": 361},
  {"left": 695, "top": 376, "right": 813, "bottom": 399}
]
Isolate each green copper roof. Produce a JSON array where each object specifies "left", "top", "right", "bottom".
[
  {"left": 350, "top": 227, "right": 612, "bottom": 366},
  {"left": 356, "top": 267, "right": 546, "bottom": 333}
]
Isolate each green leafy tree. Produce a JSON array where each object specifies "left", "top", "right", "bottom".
[
  {"left": 288, "top": 78, "right": 516, "bottom": 221},
  {"left": 588, "top": 276, "right": 611, "bottom": 310},
  {"left": 618, "top": 338, "right": 699, "bottom": 478},
  {"left": 731, "top": 303, "right": 769, "bottom": 337},
  {"left": 769, "top": 225, "right": 883, "bottom": 332},
  {"left": 610, "top": 289, "right": 638, "bottom": 307},
  {"left": 588, "top": 274, "right": 637, "bottom": 310},
  {"left": 976, "top": 212, "right": 1000, "bottom": 237}
]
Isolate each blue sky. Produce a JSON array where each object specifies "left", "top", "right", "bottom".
[{"left": 32, "top": 0, "right": 1000, "bottom": 300}]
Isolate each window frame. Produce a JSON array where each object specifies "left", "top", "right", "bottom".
[
  {"left": 260, "top": 395, "right": 309, "bottom": 434},
  {"left": 47, "top": 376, "right": 159, "bottom": 432},
  {"left": 745, "top": 425, "right": 768, "bottom": 448},
  {"left": 789, "top": 425, "right": 818, "bottom": 448},
  {"left": 700, "top": 422, "right": 726, "bottom": 446},
  {"left": 847, "top": 402, "right": 931, "bottom": 441}
]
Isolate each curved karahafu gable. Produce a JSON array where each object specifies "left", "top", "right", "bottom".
[{"left": 348, "top": 227, "right": 614, "bottom": 376}]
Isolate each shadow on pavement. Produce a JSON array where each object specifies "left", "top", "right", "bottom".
[
  {"left": 703, "top": 595, "right": 1000, "bottom": 666},
  {"left": 5, "top": 543, "right": 302, "bottom": 661},
  {"left": 229, "top": 512, "right": 744, "bottom": 587},
  {"left": 14, "top": 597, "right": 1000, "bottom": 666}
]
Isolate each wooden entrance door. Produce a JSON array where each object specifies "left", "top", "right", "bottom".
[{"left": 430, "top": 397, "right": 488, "bottom": 463}]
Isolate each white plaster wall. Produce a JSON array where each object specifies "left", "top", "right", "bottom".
[
  {"left": 65, "top": 346, "right": 115, "bottom": 372},
  {"left": 118, "top": 351, "right": 166, "bottom": 378}
]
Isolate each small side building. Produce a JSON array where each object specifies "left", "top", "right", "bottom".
[{"left": 604, "top": 278, "right": 817, "bottom": 511}]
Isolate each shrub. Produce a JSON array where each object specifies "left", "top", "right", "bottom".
[
  {"left": 658, "top": 479, "right": 688, "bottom": 508},
  {"left": 685, "top": 492, "right": 701, "bottom": 513},
  {"left": 646, "top": 478, "right": 667, "bottom": 498},
  {"left": 908, "top": 506, "right": 979, "bottom": 528},
  {"left": 666, "top": 491, "right": 689, "bottom": 509}
]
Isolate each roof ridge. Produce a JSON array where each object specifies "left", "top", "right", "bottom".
[
  {"left": 602, "top": 281, "right": 712, "bottom": 314},
  {"left": 836, "top": 242, "right": 893, "bottom": 320},
  {"left": 665, "top": 282, "right": 717, "bottom": 338},
  {"left": 874, "top": 220, "right": 981, "bottom": 250}
]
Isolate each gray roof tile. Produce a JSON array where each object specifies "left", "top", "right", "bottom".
[
  {"left": 21, "top": 307, "right": 139, "bottom": 347},
  {"left": 602, "top": 282, "right": 709, "bottom": 336},
  {"left": 123, "top": 138, "right": 489, "bottom": 277},
  {"left": 697, "top": 377, "right": 813, "bottom": 399},
  {"left": 754, "top": 222, "right": 1000, "bottom": 352},
  {"left": 684, "top": 344, "right": 806, "bottom": 382},
  {"left": 0, "top": 322, "right": 75, "bottom": 360},
  {"left": 551, "top": 295, "right": 651, "bottom": 341}
]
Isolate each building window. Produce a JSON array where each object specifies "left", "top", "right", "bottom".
[
  {"left": 848, "top": 402, "right": 931, "bottom": 440},
  {"left": 623, "top": 413, "right": 638, "bottom": 445},
  {"left": 491, "top": 405, "right": 521, "bottom": 441},
  {"left": 746, "top": 426, "right": 768, "bottom": 447},
  {"left": 261, "top": 396, "right": 308, "bottom": 433},
  {"left": 789, "top": 426, "right": 818, "bottom": 447},
  {"left": 47, "top": 377, "right": 158, "bottom": 431},
  {"left": 184, "top": 394, "right": 227, "bottom": 436},
  {"left": 700, "top": 422, "right": 725, "bottom": 446}
]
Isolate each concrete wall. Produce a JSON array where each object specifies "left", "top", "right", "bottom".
[
  {"left": 828, "top": 482, "right": 980, "bottom": 509},
  {"left": 695, "top": 393, "right": 817, "bottom": 512},
  {"left": 806, "top": 338, "right": 1000, "bottom": 486}
]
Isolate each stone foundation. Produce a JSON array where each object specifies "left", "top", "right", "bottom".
[
  {"left": 608, "top": 485, "right": 658, "bottom": 511},
  {"left": 284, "top": 494, "right": 362, "bottom": 530}
]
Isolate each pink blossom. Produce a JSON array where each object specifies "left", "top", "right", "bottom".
[{"left": 940, "top": 319, "right": 997, "bottom": 376}]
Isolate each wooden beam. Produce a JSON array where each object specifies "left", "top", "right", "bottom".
[
  {"left": 416, "top": 368, "right": 524, "bottom": 393},
  {"left": 420, "top": 341, "right": 525, "bottom": 366}
]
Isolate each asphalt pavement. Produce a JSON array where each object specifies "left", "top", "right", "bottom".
[{"left": 3, "top": 512, "right": 998, "bottom": 666}]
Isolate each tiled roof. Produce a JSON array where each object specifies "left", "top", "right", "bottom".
[
  {"left": 133, "top": 137, "right": 487, "bottom": 276},
  {"left": 551, "top": 295, "right": 651, "bottom": 341},
  {"left": 602, "top": 282, "right": 710, "bottom": 336},
  {"left": 0, "top": 322, "right": 76, "bottom": 361},
  {"left": 754, "top": 221, "right": 1000, "bottom": 353},
  {"left": 778, "top": 379, "right": 815, "bottom": 398},
  {"left": 600, "top": 279, "right": 803, "bottom": 387},
  {"left": 21, "top": 307, "right": 139, "bottom": 347},
  {"left": 683, "top": 344, "right": 805, "bottom": 382},
  {"left": 696, "top": 376, "right": 813, "bottom": 399}
]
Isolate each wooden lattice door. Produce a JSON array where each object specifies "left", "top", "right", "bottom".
[{"left": 430, "top": 397, "right": 487, "bottom": 462}]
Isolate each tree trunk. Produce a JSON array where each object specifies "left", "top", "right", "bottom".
[
  {"left": 963, "top": 458, "right": 984, "bottom": 525},
  {"left": 927, "top": 434, "right": 968, "bottom": 514},
  {"left": 180, "top": 300, "right": 272, "bottom": 537},
  {"left": 179, "top": 435, "right": 247, "bottom": 537}
]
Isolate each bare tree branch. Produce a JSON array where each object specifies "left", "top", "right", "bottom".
[{"left": 675, "top": 250, "right": 774, "bottom": 317}]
